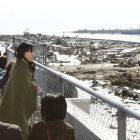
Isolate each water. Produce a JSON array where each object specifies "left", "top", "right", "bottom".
[{"left": 48, "top": 32, "right": 140, "bottom": 43}]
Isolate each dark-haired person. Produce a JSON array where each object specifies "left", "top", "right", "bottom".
[
  {"left": 0, "top": 42, "right": 38, "bottom": 140},
  {"left": 0, "top": 121, "right": 23, "bottom": 140},
  {"left": 0, "top": 61, "right": 14, "bottom": 96},
  {"left": 0, "top": 55, "right": 7, "bottom": 78},
  {"left": 28, "top": 94, "right": 75, "bottom": 140}
]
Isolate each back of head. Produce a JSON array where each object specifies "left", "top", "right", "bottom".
[
  {"left": 41, "top": 94, "right": 67, "bottom": 121},
  {"left": 0, "top": 56, "right": 7, "bottom": 69},
  {"left": 15, "top": 42, "right": 34, "bottom": 59},
  {"left": 0, "top": 121, "right": 23, "bottom": 140}
]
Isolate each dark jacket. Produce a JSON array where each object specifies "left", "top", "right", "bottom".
[
  {"left": 0, "top": 58, "right": 37, "bottom": 140},
  {"left": 28, "top": 120, "right": 75, "bottom": 140},
  {"left": 0, "top": 121, "right": 23, "bottom": 140}
]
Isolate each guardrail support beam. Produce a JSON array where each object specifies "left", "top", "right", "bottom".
[{"left": 118, "top": 109, "right": 126, "bottom": 140}]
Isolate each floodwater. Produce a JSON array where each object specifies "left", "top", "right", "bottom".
[{"left": 48, "top": 32, "right": 140, "bottom": 43}]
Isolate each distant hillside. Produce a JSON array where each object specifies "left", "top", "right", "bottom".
[{"left": 74, "top": 29, "right": 140, "bottom": 35}]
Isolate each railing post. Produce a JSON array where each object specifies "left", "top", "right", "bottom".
[
  {"left": 12, "top": 37, "right": 15, "bottom": 48},
  {"left": 62, "top": 79, "right": 64, "bottom": 96},
  {"left": 45, "top": 45, "right": 47, "bottom": 66},
  {"left": 37, "top": 44, "right": 41, "bottom": 64},
  {"left": 42, "top": 44, "right": 47, "bottom": 66},
  {"left": 43, "top": 45, "right": 45, "bottom": 65},
  {"left": 44, "top": 46, "right": 47, "bottom": 66},
  {"left": 7, "top": 49, "right": 11, "bottom": 62},
  {"left": 118, "top": 109, "right": 126, "bottom": 140},
  {"left": 45, "top": 67, "right": 47, "bottom": 94}
]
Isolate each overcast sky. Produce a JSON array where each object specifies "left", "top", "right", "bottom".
[{"left": 0, "top": 0, "right": 140, "bottom": 34}]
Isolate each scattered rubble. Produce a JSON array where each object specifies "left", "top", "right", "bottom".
[{"left": 1, "top": 33, "right": 140, "bottom": 102}]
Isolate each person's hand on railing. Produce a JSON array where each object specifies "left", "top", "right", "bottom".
[{"left": 35, "top": 84, "right": 39, "bottom": 92}]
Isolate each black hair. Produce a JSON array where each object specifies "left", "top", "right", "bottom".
[
  {"left": 15, "top": 42, "right": 35, "bottom": 75},
  {"left": 41, "top": 94, "right": 67, "bottom": 121},
  {"left": 27, "top": 61, "right": 35, "bottom": 77},
  {"left": 15, "top": 42, "right": 34, "bottom": 59},
  {"left": 0, "top": 56, "right": 7, "bottom": 69}
]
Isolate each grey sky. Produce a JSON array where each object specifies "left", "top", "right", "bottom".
[{"left": 0, "top": 0, "right": 140, "bottom": 34}]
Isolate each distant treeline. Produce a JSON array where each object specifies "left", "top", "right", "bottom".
[{"left": 73, "top": 29, "right": 140, "bottom": 34}]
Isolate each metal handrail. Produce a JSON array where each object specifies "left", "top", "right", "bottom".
[
  {"left": 6, "top": 39, "right": 140, "bottom": 140},
  {"left": 7, "top": 43, "right": 140, "bottom": 120},
  {"left": 34, "top": 61, "right": 140, "bottom": 120}
]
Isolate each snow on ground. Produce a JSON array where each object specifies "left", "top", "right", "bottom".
[
  {"left": 67, "top": 80, "right": 140, "bottom": 140},
  {"left": 48, "top": 50, "right": 140, "bottom": 112},
  {"left": 94, "top": 86, "right": 140, "bottom": 111},
  {"left": 49, "top": 52, "right": 81, "bottom": 66},
  {"left": 3, "top": 40, "right": 140, "bottom": 139},
  {"left": 121, "top": 48, "right": 137, "bottom": 53},
  {"left": 80, "top": 78, "right": 140, "bottom": 112}
]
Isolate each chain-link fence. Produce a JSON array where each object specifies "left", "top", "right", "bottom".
[
  {"left": 11, "top": 37, "right": 48, "bottom": 66},
  {"left": 34, "top": 62, "right": 140, "bottom": 140},
  {"left": 7, "top": 38, "right": 140, "bottom": 140}
]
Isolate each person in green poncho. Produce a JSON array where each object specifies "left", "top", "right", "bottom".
[{"left": 0, "top": 42, "right": 38, "bottom": 140}]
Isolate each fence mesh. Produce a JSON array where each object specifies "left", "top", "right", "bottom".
[
  {"left": 35, "top": 64, "right": 119, "bottom": 139},
  {"left": 126, "top": 114, "right": 140, "bottom": 140},
  {"left": 65, "top": 87, "right": 118, "bottom": 140},
  {"left": 7, "top": 39, "right": 140, "bottom": 140},
  {"left": 34, "top": 62, "right": 140, "bottom": 140}
]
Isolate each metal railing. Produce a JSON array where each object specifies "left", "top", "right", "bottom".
[{"left": 6, "top": 37, "right": 140, "bottom": 140}]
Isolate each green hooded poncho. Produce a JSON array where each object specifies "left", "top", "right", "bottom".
[{"left": 0, "top": 58, "right": 37, "bottom": 140}]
